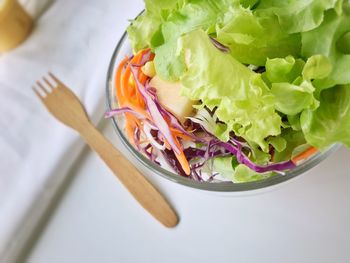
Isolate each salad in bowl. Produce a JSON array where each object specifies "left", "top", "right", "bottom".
[{"left": 106, "top": 0, "right": 350, "bottom": 189}]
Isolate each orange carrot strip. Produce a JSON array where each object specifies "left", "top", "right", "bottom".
[
  {"left": 175, "top": 151, "right": 191, "bottom": 176},
  {"left": 162, "top": 137, "right": 171, "bottom": 150},
  {"left": 139, "top": 72, "right": 148, "bottom": 84},
  {"left": 292, "top": 147, "right": 318, "bottom": 164},
  {"left": 117, "top": 49, "right": 175, "bottom": 150},
  {"left": 173, "top": 137, "right": 190, "bottom": 175},
  {"left": 121, "top": 51, "right": 146, "bottom": 108},
  {"left": 134, "top": 51, "right": 147, "bottom": 108},
  {"left": 115, "top": 56, "right": 129, "bottom": 105},
  {"left": 162, "top": 134, "right": 190, "bottom": 175},
  {"left": 125, "top": 121, "right": 136, "bottom": 144},
  {"left": 122, "top": 65, "right": 132, "bottom": 102},
  {"left": 115, "top": 51, "right": 149, "bottom": 145},
  {"left": 115, "top": 57, "right": 139, "bottom": 143},
  {"left": 170, "top": 128, "right": 194, "bottom": 141}
]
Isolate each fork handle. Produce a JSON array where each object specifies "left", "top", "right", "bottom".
[{"left": 80, "top": 122, "right": 179, "bottom": 228}]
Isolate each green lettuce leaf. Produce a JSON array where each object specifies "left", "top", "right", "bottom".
[
  {"left": 153, "top": 40, "right": 186, "bottom": 81},
  {"left": 287, "top": 114, "right": 302, "bottom": 131},
  {"left": 247, "top": 140, "right": 271, "bottom": 164},
  {"left": 127, "top": 13, "right": 162, "bottom": 53},
  {"left": 153, "top": 0, "right": 237, "bottom": 80},
  {"left": 265, "top": 56, "right": 305, "bottom": 84},
  {"left": 216, "top": 5, "right": 301, "bottom": 65},
  {"left": 127, "top": 0, "right": 186, "bottom": 52},
  {"left": 302, "top": 9, "right": 350, "bottom": 88},
  {"left": 265, "top": 55, "right": 332, "bottom": 116},
  {"left": 212, "top": 156, "right": 236, "bottom": 180},
  {"left": 212, "top": 157, "right": 273, "bottom": 183},
  {"left": 144, "top": 0, "right": 185, "bottom": 18},
  {"left": 240, "top": 0, "right": 260, "bottom": 9},
  {"left": 161, "top": 0, "right": 234, "bottom": 42},
  {"left": 271, "top": 81, "right": 319, "bottom": 115},
  {"left": 233, "top": 164, "right": 273, "bottom": 183},
  {"left": 273, "top": 129, "right": 306, "bottom": 162},
  {"left": 177, "top": 29, "right": 282, "bottom": 150},
  {"left": 301, "top": 84, "right": 350, "bottom": 149},
  {"left": 337, "top": 31, "right": 350, "bottom": 53},
  {"left": 267, "top": 136, "right": 287, "bottom": 152},
  {"left": 302, "top": 54, "right": 333, "bottom": 80},
  {"left": 256, "top": 0, "right": 342, "bottom": 33}
]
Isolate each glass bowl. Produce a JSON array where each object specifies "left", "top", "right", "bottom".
[{"left": 106, "top": 30, "right": 340, "bottom": 192}]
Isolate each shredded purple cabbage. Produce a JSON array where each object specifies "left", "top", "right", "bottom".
[{"left": 216, "top": 141, "right": 296, "bottom": 173}]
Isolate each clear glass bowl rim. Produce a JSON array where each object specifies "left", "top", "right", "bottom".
[{"left": 106, "top": 30, "right": 341, "bottom": 192}]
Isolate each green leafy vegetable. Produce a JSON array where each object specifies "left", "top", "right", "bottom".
[
  {"left": 301, "top": 84, "right": 350, "bottom": 149},
  {"left": 212, "top": 156, "right": 236, "bottom": 180},
  {"left": 302, "top": 54, "right": 333, "bottom": 80},
  {"left": 271, "top": 81, "right": 319, "bottom": 115},
  {"left": 273, "top": 129, "right": 307, "bottom": 162},
  {"left": 240, "top": 0, "right": 260, "bottom": 9},
  {"left": 154, "top": 0, "right": 239, "bottom": 80},
  {"left": 267, "top": 136, "right": 287, "bottom": 152},
  {"left": 161, "top": 1, "right": 233, "bottom": 42},
  {"left": 178, "top": 29, "right": 282, "bottom": 150},
  {"left": 213, "top": 157, "right": 273, "bottom": 183},
  {"left": 302, "top": 9, "right": 350, "bottom": 87},
  {"left": 255, "top": 0, "right": 342, "bottom": 33},
  {"left": 153, "top": 40, "right": 186, "bottom": 81},
  {"left": 144, "top": 0, "right": 185, "bottom": 17},
  {"left": 127, "top": 0, "right": 186, "bottom": 52},
  {"left": 127, "top": 13, "right": 162, "bottom": 53},
  {"left": 216, "top": 5, "right": 301, "bottom": 65},
  {"left": 265, "top": 56, "right": 305, "bottom": 84},
  {"left": 337, "top": 31, "right": 350, "bottom": 53},
  {"left": 233, "top": 164, "right": 273, "bottom": 183},
  {"left": 287, "top": 114, "right": 302, "bottom": 131}
]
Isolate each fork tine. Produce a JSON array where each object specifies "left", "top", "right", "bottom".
[
  {"left": 32, "top": 86, "right": 45, "bottom": 101},
  {"left": 48, "top": 72, "right": 63, "bottom": 86},
  {"left": 43, "top": 76, "right": 55, "bottom": 89},
  {"left": 36, "top": 80, "right": 50, "bottom": 94}
]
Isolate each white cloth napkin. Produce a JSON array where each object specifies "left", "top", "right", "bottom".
[{"left": 0, "top": 0, "right": 141, "bottom": 261}]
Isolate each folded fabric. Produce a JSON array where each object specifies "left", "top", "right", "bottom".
[{"left": 0, "top": 0, "right": 140, "bottom": 261}]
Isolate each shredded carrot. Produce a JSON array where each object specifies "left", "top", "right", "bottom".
[
  {"left": 292, "top": 147, "right": 318, "bottom": 164},
  {"left": 114, "top": 49, "right": 192, "bottom": 176},
  {"left": 115, "top": 56, "right": 137, "bottom": 142},
  {"left": 135, "top": 50, "right": 150, "bottom": 106},
  {"left": 175, "top": 151, "right": 191, "bottom": 175},
  {"left": 122, "top": 66, "right": 132, "bottom": 100},
  {"left": 139, "top": 72, "right": 148, "bottom": 84},
  {"left": 173, "top": 137, "right": 190, "bottom": 175},
  {"left": 115, "top": 56, "right": 129, "bottom": 105},
  {"left": 170, "top": 128, "right": 194, "bottom": 141},
  {"left": 117, "top": 57, "right": 139, "bottom": 143},
  {"left": 119, "top": 65, "right": 149, "bottom": 117}
]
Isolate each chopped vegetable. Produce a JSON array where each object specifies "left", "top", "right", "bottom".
[{"left": 106, "top": 0, "right": 350, "bottom": 183}]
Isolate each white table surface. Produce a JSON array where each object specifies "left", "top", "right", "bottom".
[{"left": 26, "top": 121, "right": 350, "bottom": 263}]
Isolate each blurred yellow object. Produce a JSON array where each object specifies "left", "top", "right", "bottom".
[{"left": 0, "top": 0, "right": 33, "bottom": 52}]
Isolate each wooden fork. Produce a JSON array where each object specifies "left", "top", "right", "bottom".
[{"left": 33, "top": 73, "right": 178, "bottom": 228}]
